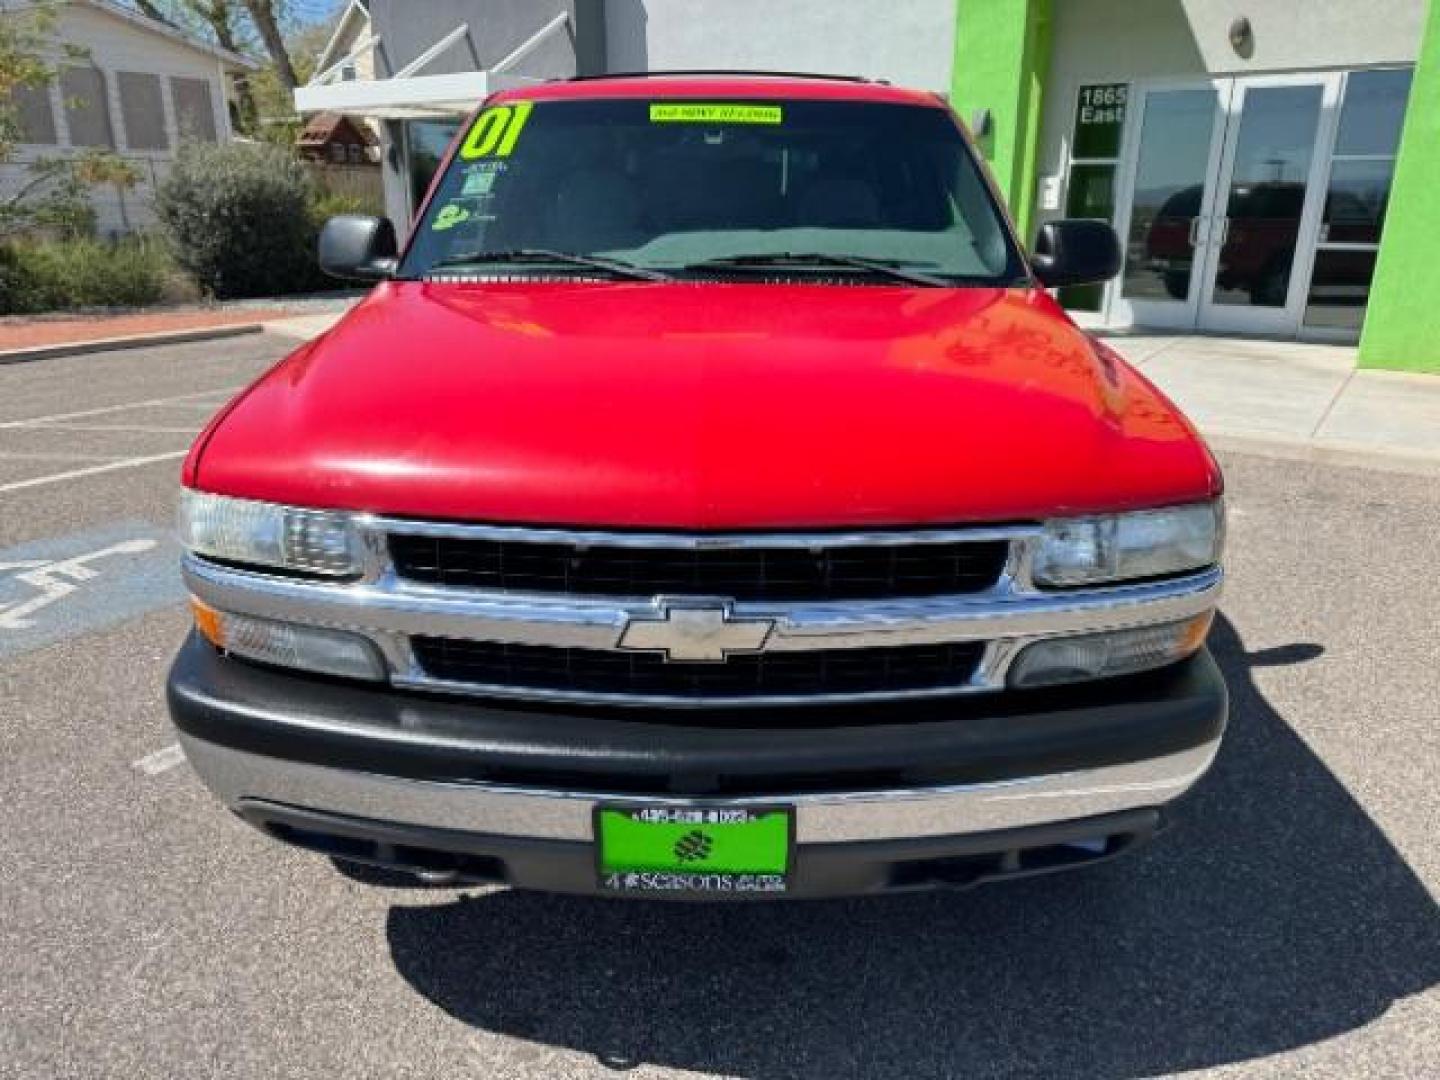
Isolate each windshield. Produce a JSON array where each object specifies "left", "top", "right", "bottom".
[{"left": 401, "top": 97, "right": 1026, "bottom": 285}]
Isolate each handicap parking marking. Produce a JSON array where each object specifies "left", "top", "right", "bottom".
[
  {"left": 0, "top": 522, "right": 186, "bottom": 661},
  {"left": 0, "top": 537, "right": 158, "bottom": 629}
]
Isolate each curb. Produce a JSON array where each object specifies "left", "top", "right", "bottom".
[{"left": 0, "top": 322, "right": 265, "bottom": 365}]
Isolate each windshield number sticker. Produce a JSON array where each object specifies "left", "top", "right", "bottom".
[
  {"left": 649, "top": 103, "right": 782, "bottom": 125},
  {"left": 459, "top": 101, "right": 534, "bottom": 160}
]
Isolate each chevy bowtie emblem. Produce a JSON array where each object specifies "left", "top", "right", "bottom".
[{"left": 616, "top": 600, "right": 775, "bottom": 663}]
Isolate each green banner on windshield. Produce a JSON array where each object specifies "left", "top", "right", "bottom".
[{"left": 649, "top": 103, "right": 783, "bottom": 125}]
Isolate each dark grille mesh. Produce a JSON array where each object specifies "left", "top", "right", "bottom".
[
  {"left": 389, "top": 534, "right": 1008, "bottom": 601},
  {"left": 411, "top": 637, "right": 985, "bottom": 699}
]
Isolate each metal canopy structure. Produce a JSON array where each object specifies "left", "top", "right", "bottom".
[{"left": 294, "top": 13, "right": 570, "bottom": 119}]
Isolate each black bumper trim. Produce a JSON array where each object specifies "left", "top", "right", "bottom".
[
  {"left": 239, "top": 799, "right": 1164, "bottom": 899},
  {"left": 167, "top": 632, "right": 1227, "bottom": 797}
]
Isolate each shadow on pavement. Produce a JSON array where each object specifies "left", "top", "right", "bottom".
[{"left": 383, "top": 615, "right": 1440, "bottom": 1078}]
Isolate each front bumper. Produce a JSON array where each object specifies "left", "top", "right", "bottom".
[{"left": 169, "top": 634, "right": 1227, "bottom": 897}]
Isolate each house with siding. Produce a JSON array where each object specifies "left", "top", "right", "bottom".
[{"left": 1, "top": 0, "right": 257, "bottom": 235}]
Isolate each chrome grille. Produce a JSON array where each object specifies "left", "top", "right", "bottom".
[
  {"left": 184, "top": 513, "right": 1223, "bottom": 708},
  {"left": 388, "top": 532, "right": 1009, "bottom": 601}
]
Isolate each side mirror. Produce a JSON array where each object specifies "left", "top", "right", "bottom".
[
  {"left": 1031, "top": 219, "right": 1122, "bottom": 288},
  {"left": 319, "top": 214, "right": 398, "bottom": 282}
]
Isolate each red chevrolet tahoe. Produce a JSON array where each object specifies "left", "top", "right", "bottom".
[{"left": 168, "top": 74, "right": 1226, "bottom": 898}]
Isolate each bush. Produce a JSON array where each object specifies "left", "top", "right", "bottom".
[
  {"left": 155, "top": 141, "right": 324, "bottom": 299},
  {"left": 0, "top": 235, "right": 174, "bottom": 315}
]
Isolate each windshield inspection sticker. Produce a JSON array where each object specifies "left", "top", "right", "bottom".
[
  {"left": 460, "top": 161, "right": 504, "bottom": 196},
  {"left": 0, "top": 522, "right": 183, "bottom": 661},
  {"left": 459, "top": 100, "right": 534, "bottom": 160},
  {"left": 649, "top": 103, "right": 783, "bottom": 125}
]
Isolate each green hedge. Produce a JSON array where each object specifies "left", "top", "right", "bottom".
[
  {"left": 0, "top": 236, "right": 174, "bottom": 315},
  {"left": 0, "top": 146, "right": 372, "bottom": 314},
  {"left": 155, "top": 141, "right": 325, "bottom": 300}
]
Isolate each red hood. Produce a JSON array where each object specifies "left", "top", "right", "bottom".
[{"left": 190, "top": 281, "right": 1220, "bottom": 527}]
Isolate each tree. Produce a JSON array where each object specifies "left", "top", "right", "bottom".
[
  {"left": 130, "top": 1, "right": 171, "bottom": 24},
  {"left": 240, "top": 0, "right": 297, "bottom": 90}
]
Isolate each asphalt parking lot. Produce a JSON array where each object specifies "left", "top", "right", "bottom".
[{"left": 1, "top": 332, "right": 1437, "bottom": 1079}]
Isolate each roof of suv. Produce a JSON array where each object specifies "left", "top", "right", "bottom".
[{"left": 491, "top": 72, "right": 943, "bottom": 108}]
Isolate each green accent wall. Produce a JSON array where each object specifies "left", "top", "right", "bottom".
[
  {"left": 951, "top": 0, "right": 1052, "bottom": 242},
  {"left": 1359, "top": 1, "right": 1440, "bottom": 372}
]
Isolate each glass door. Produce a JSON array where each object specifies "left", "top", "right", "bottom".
[
  {"left": 1302, "top": 68, "right": 1414, "bottom": 337},
  {"left": 1109, "top": 81, "right": 1231, "bottom": 330},
  {"left": 1197, "top": 74, "right": 1340, "bottom": 334}
]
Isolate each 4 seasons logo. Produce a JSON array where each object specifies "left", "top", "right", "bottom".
[{"left": 602, "top": 871, "right": 787, "bottom": 893}]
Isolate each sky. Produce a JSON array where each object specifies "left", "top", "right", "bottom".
[{"left": 287, "top": 0, "right": 348, "bottom": 27}]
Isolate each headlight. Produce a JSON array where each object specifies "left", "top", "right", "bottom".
[
  {"left": 1008, "top": 613, "right": 1213, "bottom": 689},
  {"left": 179, "top": 489, "right": 359, "bottom": 577},
  {"left": 1033, "top": 501, "right": 1223, "bottom": 587}
]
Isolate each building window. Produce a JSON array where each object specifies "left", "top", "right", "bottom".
[
  {"left": 1304, "top": 68, "right": 1413, "bottom": 331},
  {"left": 347, "top": 143, "right": 365, "bottom": 164},
  {"left": 12, "top": 83, "right": 58, "bottom": 145},
  {"left": 117, "top": 71, "right": 169, "bottom": 151},
  {"left": 170, "top": 77, "right": 218, "bottom": 142},
  {"left": 60, "top": 66, "right": 115, "bottom": 148},
  {"left": 329, "top": 142, "right": 347, "bottom": 163},
  {"left": 1060, "top": 83, "right": 1128, "bottom": 312}
]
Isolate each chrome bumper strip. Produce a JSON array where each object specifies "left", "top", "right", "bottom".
[
  {"left": 184, "top": 555, "right": 1221, "bottom": 655},
  {"left": 180, "top": 733, "right": 1221, "bottom": 844}
]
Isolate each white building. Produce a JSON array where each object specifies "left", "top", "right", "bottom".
[{"left": 2, "top": 0, "right": 257, "bottom": 235}]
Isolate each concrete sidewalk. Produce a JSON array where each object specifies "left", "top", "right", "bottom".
[{"left": 1103, "top": 333, "right": 1440, "bottom": 471}]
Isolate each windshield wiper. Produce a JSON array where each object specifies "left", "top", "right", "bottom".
[
  {"left": 426, "top": 249, "right": 672, "bottom": 282},
  {"left": 682, "top": 252, "right": 949, "bottom": 287}
]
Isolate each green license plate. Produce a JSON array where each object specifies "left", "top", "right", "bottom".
[{"left": 595, "top": 805, "right": 793, "bottom": 896}]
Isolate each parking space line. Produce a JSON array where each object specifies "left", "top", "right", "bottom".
[
  {"left": 28, "top": 424, "right": 203, "bottom": 434},
  {"left": 0, "top": 387, "right": 243, "bottom": 430},
  {"left": 0, "top": 451, "right": 186, "bottom": 494},
  {"left": 0, "top": 451, "right": 124, "bottom": 462},
  {"left": 133, "top": 743, "right": 185, "bottom": 776}
]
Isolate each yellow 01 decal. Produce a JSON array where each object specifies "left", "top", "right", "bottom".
[{"left": 459, "top": 101, "right": 534, "bottom": 160}]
